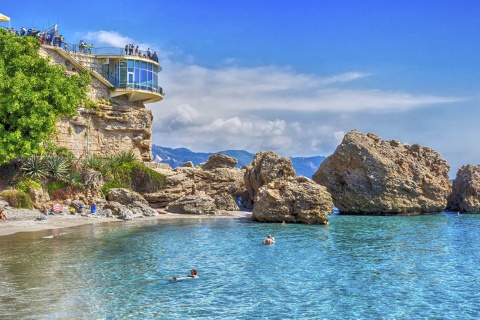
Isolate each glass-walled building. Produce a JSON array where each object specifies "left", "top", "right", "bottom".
[
  {"left": 114, "top": 59, "right": 161, "bottom": 93},
  {"left": 61, "top": 46, "right": 164, "bottom": 104}
]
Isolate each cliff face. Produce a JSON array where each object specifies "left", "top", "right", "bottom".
[
  {"left": 40, "top": 46, "right": 154, "bottom": 161},
  {"left": 447, "top": 164, "right": 480, "bottom": 212},
  {"left": 55, "top": 102, "right": 153, "bottom": 161}
]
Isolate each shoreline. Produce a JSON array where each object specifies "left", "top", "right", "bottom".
[{"left": 0, "top": 209, "right": 253, "bottom": 237}]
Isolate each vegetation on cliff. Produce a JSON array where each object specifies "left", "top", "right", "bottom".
[{"left": 0, "top": 29, "right": 91, "bottom": 164}]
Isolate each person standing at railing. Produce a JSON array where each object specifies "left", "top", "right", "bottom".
[
  {"left": 129, "top": 44, "right": 134, "bottom": 55},
  {"left": 20, "top": 26, "right": 26, "bottom": 36},
  {"left": 135, "top": 45, "right": 139, "bottom": 56},
  {"left": 88, "top": 43, "right": 94, "bottom": 54},
  {"left": 147, "top": 48, "right": 151, "bottom": 59},
  {"left": 125, "top": 44, "right": 128, "bottom": 55},
  {"left": 57, "top": 35, "right": 64, "bottom": 48}
]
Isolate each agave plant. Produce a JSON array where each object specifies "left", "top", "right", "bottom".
[
  {"left": 115, "top": 150, "right": 137, "bottom": 164},
  {"left": 84, "top": 154, "right": 105, "bottom": 171},
  {"left": 43, "top": 154, "right": 71, "bottom": 181},
  {"left": 21, "top": 155, "right": 48, "bottom": 181}
]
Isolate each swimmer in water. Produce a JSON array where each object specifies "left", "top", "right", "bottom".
[{"left": 262, "top": 235, "right": 275, "bottom": 245}]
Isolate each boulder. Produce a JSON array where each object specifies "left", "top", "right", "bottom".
[
  {"left": 143, "top": 163, "right": 246, "bottom": 211},
  {"left": 128, "top": 200, "right": 158, "bottom": 216},
  {"left": 166, "top": 191, "right": 217, "bottom": 214},
  {"left": 200, "top": 154, "right": 238, "bottom": 170},
  {"left": 447, "top": 164, "right": 480, "bottom": 212},
  {"left": 183, "top": 161, "right": 194, "bottom": 168},
  {"left": 252, "top": 176, "right": 333, "bottom": 224},
  {"left": 312, "top": 130, "right": 451, "bottom": 214},
  {"left": 244, "top": 151, "right": 296, "bottom": 206},
  {"left": 107, "top": 188, "right": 149, "bottom": 206}
]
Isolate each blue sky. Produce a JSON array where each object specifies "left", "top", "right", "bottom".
[{"left": 2, "top": 1, "right": 480, "bottom": 176}]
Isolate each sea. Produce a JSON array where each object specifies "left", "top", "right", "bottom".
[{"left": 1, "top": 212, "right": 480, "bottom": 319}]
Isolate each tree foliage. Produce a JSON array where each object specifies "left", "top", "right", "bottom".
[{"left": 0, "top": 29, "right": 91, "bottom": 164}]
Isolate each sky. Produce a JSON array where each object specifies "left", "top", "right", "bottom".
[{"left": 2, "top": 1, "right": 480, "bottom": 176}]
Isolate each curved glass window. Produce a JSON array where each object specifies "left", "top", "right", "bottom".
[{"left": 114, "top": 58, "right": 159, "bottom": 92}]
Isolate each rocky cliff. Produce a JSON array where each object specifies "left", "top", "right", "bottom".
[
  {"left": 447, "top": 164, "right": 480, "bottom": 212},
  {"left": 143, "top": 154, "right": 247, "bottom": 213},
  {"left": 312, "top": 130, "right": 451, "bottom": 214},
  {"left": 245, "top": 151, "right": 333, "bottom": 224},
  {"left": 40, "top": 46, "right": 154, "bottom": 162}
]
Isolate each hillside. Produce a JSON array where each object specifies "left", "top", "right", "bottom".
[{"left": 151, "top": 145, "right": 326, "bottom": 178}]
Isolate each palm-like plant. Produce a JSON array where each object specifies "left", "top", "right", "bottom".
[
  {"left": 21, "top": 155, "right": 48, "bottom": 181},
  {"left": 43, "top": 154, "right": 71, "bottom": 181}
]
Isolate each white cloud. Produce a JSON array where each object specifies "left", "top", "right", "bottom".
[{"left": 82, "top": 31, "right": 469, "bottom": 166}]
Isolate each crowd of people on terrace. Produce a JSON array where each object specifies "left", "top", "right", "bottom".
[
  {"left": 124, "top": 43, "right": 159, "bottom": 62},
  {"left": 3, "top": 26, "right": 159, "bottom": 63},
  {"left": 4, "top": 26, "right": 66, "bottom": 48}
]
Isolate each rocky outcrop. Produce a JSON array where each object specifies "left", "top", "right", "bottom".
[
  {"left": 244, "top": 151, "right": 296, "bottom": 207},
  {"left": 55, "top": 104, "right": 154, "bottom": 162},
  {"left": 199, "top": 153, "right": 238, "bottom": 170},
  {"left": 312, "top": 130, "right": 451, "bottom": 214},
  {"left": 447, "top": 165, "right": 480, "bottom": 212},
  {"left": 40, "top": 47, "right": 154, "bottom": 162},
  {"left": 252, "top": 176, "right": 333, "bottom": 224},
  {"left": 245, "top": 151, "right": 332, "bottom": 224},
  {"left": 167, "top": 191, "right": 217, "bottom": 214},
  {"left": 143, "top": 154, "right": 246, "bottom": 212},
  {"left": 107, "top": 188, "right": 149, "bottom": 206}
]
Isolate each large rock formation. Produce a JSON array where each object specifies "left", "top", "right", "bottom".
[
  {"left": 246, "top": 151, "right": 333, "bottom": 224},
  {"left": 244, "top": 151, "right": 296, "bottom": 207},
  {"left": 312, "top": 130, "right": 451, "bottom": 214},
  {"left": 447, "top": 165, "right": 480, "bottom": 212},
  {"left": 143, "top": 154, "right": 246, "bottom": 213},
  {"left": 252, "top": 176, "right": 333, "bottom": 224}
]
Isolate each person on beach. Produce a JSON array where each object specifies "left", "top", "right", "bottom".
[
  {"left": 0, "top": 208, "right": 7, "bottom": 220},
  {"left": 263, "top": 235, "right": 275, "bottom": 245},
  {"left": 90, "top": 201, "right": 96, "bottom": 215}
]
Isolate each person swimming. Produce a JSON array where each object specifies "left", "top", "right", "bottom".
[
  {"left": 263, "top": 235, "right": 275, "bottom": 245},
  {"left": 173, "top": 269, "right": 198, "bottom": 281}
]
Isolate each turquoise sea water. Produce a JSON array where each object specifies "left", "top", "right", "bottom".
[{"left": 1, "top": 213, "right": 480, "bottom": 319}]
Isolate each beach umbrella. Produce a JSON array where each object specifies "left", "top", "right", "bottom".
[{"left": 0, "top": 13, "right": 10, "bottom": 23}]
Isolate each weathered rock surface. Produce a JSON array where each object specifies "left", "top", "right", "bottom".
[
  {"left": 312, "top": 130, "right": 451, "bottom": 214},
  {"left": 244, "top": 151, "right": 296, "bottom": 207},
  {"left": 252, "top": 176, "right": 333, "bottom": 224},
  {"left": 143, "top": 154, "right": 246, "bottom": 212},
  {"left": 245, "top": 151, "right": 331, "bottom": 224},
  {"left": 40, "top": 46, "right": 155, "bottom": 162},
  {"left": 447, "top": 164, "right": 480, "bottom": 212},
  {"left": 199, "top": 153, "right": 238, "bottom": 170},
  {"left": 107, "top": 188, "right": 149, "bottom": 206},
  {"left": 166, "top": 191, "right": 217, "bottom": 214}
]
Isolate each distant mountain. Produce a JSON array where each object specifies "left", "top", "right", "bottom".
[{"left": 151, "top": 145, "right": 326, "bottom": 178}]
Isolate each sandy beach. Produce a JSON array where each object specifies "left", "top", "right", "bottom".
[{"left": 0, "top": 208, "right": 252, "bottom": 237}]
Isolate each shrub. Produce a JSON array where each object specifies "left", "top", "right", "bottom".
[
  {"left": 15, "top": 178, "right": 42, "bottom": 194},
  {"left": 0, "top": 190, "right": 34, "bottom": 209},
  {"left": 45, "top": 180, "right": 68, "bottom": 196},
  {"left": 101, "top": 179, "right": 127, "bottom": 195}
]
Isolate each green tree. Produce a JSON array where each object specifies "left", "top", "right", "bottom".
[{"left": 0, "top": 29, "right": 91, "bottom": 164}]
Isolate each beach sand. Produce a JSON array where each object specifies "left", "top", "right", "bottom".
[{"left": 0, "top": 208, "right": 252, "bottom": 237}]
